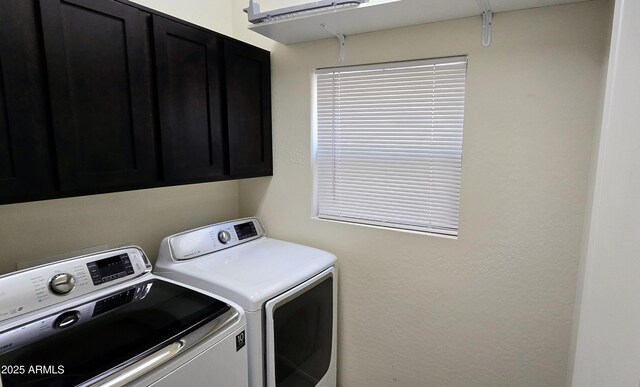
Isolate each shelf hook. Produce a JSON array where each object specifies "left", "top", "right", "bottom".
[
  {"left": 321, "top": 23, "right": 346, "bottom": 63},
  {"left": 477, "top": 0, "right": 492, "bottom": 47}
]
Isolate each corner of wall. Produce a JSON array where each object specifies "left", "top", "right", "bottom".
[{"left": 565, "top": 0, "right": 617, "bottom": 385}]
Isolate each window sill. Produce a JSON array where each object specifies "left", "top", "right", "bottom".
[{"left": 311, "top": 216, "right": 458, "bottom": 240}]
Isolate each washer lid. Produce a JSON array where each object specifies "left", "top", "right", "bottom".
[
  {"left": 0, "top": 278, "right": 234, "bottom": 387},
  {"left": 155, "top": 238, "right": 337, "bottom": 312}
]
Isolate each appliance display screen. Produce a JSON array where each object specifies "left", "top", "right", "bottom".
[
  {"left": 87, "top": 254, "right": 134, "bottom": 285},
  {"left": 234, "top": 222, "right": 257, "bottom": 240},
  {"left": 96, "top": 256, "right": 125, "bottom": 277}
]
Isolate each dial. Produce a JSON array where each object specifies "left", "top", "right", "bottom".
[
  {"left": 49, "top": 273, "right": 77, "bottom": 295},
  {"left": 218, "top": 230, "right": 231, "bottom": 244}
]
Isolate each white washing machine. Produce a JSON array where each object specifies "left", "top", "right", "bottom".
[
  {"left": 0, "top": 246, "right": 248, "bottom": 387},
  {"left": 155, "top": 217, "right": 337, "bottom": 387}
]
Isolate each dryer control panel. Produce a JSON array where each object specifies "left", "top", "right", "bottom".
[
  {"left": 0, "top": 247, "right": 151, "bottom": 324},
  {"left": 168, "top": 218, "right": 265, "bottom": 261}
]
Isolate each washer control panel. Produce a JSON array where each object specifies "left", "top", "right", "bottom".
[
  {"left": 0, "top": 247, "right": 151, "bottom": 324},
  {"left": 169, "top": 218, "right": 264, "bottom": 261}
]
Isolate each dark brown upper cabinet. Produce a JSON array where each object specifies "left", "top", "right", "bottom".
[
  {"left": 153, "top": 15, "right": 226, "bottom": 182},
  {"left": 39, "top": 0, "right": 157, "bottom": 193},
  {"left": 0, "top": 0, "right": 56, "bottom": 203},
  {"left": 224, "top": 40, "right": 272, "bottom": 177},
  {"left": 0, "top": 0, "right": 271, "bottom": 205}
]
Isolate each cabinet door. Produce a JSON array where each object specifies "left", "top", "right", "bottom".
[
  {"left": 153, "top": 15, "right": 225, "bottom": 182},
  {"left": 0, "top": 0, "right": 56, "bottom": 204},
  {"left": 39, "top": 0, "right": 156, "bottom": 192},
  {"left": 224, "top": 40, "right": 272, "bottom": 177}
]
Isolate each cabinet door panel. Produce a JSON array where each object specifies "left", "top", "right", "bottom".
[
  {"left": 0, "top": 0, "right": 55, "bottom": 203},
  {"left": 225, "top": 40, "right": 272, "bottom": 177},
  {"left": 0, "top": 78, "right": 13, "bottom": 180},
  {"left": 40, "top": 0, "right": 156, "bottom": 192},
  {"left": 153, "top": 15, "right": 225, "bottom": 182}
]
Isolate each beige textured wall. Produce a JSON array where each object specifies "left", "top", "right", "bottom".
[
  {"left": 130, "top": 0, "right": 233, "bottom": 35},
  {"left": 238, "top": 1, "right": 610, "bottom": 386},
  {"left": 0, "top": 1, "right": 241, "bottom": 275},
  {"left": 0, "top": 182, "right": 239, "bottom": 274}
]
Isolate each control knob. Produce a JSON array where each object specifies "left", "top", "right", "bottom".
[
  {"left": 49, "top": 273, "right": 77, "bottom": 295},
  {"left": 218, "top": 230, "right": 231, "bottom": 244}
]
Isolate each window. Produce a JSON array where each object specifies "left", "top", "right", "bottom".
[{"left": 313, "top": 56, "right": 467, "bottom": 236}]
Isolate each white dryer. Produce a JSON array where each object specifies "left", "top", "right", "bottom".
[{"left": 155, "top": 218, "right": 337, "bottom": 387}]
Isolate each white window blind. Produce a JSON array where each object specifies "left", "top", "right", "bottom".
[{"left": 314, "top": 56, "right": 467, "bottom": 236}]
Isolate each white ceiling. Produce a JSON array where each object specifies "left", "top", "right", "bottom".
[{"left": 248, "top": 0, "right": 591, "bottom": 44}]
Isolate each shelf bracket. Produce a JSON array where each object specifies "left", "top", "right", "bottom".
[
  {"left": 477, "top": 0, "right": 492, "bottom": 47},
  {"left": 321, "top": 23, "right": 346, "bottom": 63}
]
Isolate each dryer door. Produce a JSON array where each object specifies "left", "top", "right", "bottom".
[{"left": 265, "top": 267, "right": 337, "bottom": 387}]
